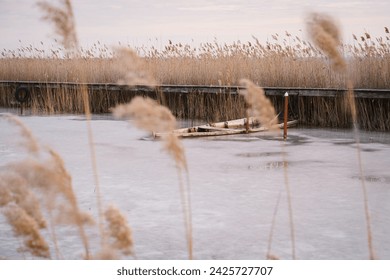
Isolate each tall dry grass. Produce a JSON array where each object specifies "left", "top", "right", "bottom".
[
  {"left": 307, "top": 12, "right": 375, "bottom": 260},
  {"left": 239, "top": 79, "right": 278, "bottom": 129},
  {"left": 112, "top": 97, "right": 193, "bottom": 259},
  {"left": 37, "top": 0, "right": 79, "bottom": 56},
  {"left": 104, "top": 205, "right": 134, "bottom": 256},
  {"left": 0, "top": 114, "right": 136, "bottom": 259},
  {"left": 238, "top": 80, "right": 296, "bottom": 259},
  {"left": 1, "top": 29, "right": 389, "bottom": 88},
  {"left": 0, "top": 114, "right": 93, "bottom": 258},
  {"left": 306, "top": 13, "right": 346, "bottom": 72},
  {"left": 1, "top": 23, "right": 388, "bottom": 129},
  {"left": 0, "top": 1, "right": 136, "bottom": 260},
  {"left": 37, "top": 0, "right": 114, "bottom": 252}
]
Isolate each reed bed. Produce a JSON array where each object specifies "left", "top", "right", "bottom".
[
  {"left": 1, "top": 29, "right": 389, "bottom": 130},
  {"left": 1, "top": 29, "right": 389, "bottom": 88}
]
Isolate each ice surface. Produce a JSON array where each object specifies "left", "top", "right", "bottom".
[{"left": 0, "top": 114, "right": 389, "bottom": 260}]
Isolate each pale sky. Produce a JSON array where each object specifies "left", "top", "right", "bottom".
[{"left": 1, "top": 0, "right": 389, "bottom": 51}]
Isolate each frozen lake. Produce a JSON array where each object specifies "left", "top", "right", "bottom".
[{"left": 1, "top": 113, "right": 389, "bottom": 260}]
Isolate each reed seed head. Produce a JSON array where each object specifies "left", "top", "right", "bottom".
[
  {"left": 0, "top": 173, "right": 47, "bottom": 228},
  {"left": 92, "top": 247, "right": 120, "bottom": 260},
  {"left": 113, "top": 96, "right": 176, "bottom": 133},
  {"left": 113, "top": 97, "right": 188, "bottom": 171},
  {"left": 4, "top": 205, "right": 50, "bottom": 258},
  {"left": 1, "top": 115, "right": 92, "bottom": 258},
  {"left": 2, "top": 113, "right": 40, "bottom": 155},
  {"left": 37, "top": 0, "right": 79, "bottom": 54},
  {"left": 115, "top": 47, "right": 157, "bottom": 87},
  {"left": 306, "top": 12, "right": 346, "bottom": 72},
  {"left": 239, "top": 79, "right": 278, "bottom": 128},
  {"left": 104, "top": 205, "right": 134, "bottom": 256}
]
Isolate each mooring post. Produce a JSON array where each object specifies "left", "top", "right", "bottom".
[{"left": 283, "top": 92, "right": 289, "bottom": 140}]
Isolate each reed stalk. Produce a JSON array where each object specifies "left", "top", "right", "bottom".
[
  {"left": 81, "top": 84, "right": 106, "bottom": 250},
  {"left": 0, "top": 114, "right": 93, "bottom": 259},
  {"left": 346, "top": 81, "right": 375, "bottom": 259},
  {"left": 307, "top": 12, "right": 375, "bottom": 259},
  {"left": 113, "top": 97, "right": 193, "bottom": 259}
]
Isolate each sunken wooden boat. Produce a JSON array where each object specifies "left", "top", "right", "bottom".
[{"left": 154, "top": 117, "right": 298, "bottom": 138}]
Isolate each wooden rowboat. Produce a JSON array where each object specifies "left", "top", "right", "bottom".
[{"left": 154, "top": 117, "right": 298, "bottom": 138}]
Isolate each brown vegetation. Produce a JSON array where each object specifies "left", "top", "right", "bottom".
[
  {"left": 113, "top": 97, "right": 192, "bottom": 259},
  {"left": 0, "top": 114, "right": 136, "bottom": 259},
  {"left": 307, "top": 12, "right": 375, "bottom": 260},
  {"left": 1, "top": 29, "right": 389, "bottom": 88},
  {"left": 1, "top": 28, "right": 389, "bottom": 130}
]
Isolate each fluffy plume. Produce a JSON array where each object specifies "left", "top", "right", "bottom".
[
  {"left": 104, "top": 205, "right": 134, "bottom": 256},
  {"left": 115, "top": 48, "right": 157, "bottom": 87},
  {"left": 4, "top": 205, "right": 50, "bottom": 258},
  {"left": 0, "top": 174, "right": 46, "bottom": 228},
  {"left": 112, "top": 97, "right": 192, "bottom": 259},
  {"left": 239, "top": 79, "right": 278, "bottom": 128},
  {"left": 92, "top": 247, "right": 119, "bottom": 260},
  {"left": 113, "top": 96, "right": 175, "bottom": 132},
  {"left": 306, "top": 12, "right": 346, "bottom": 72},
  {"left": 113, "top": 97, "right": 187, "bottom": 170},
  {"left": 1, "top": 114, "right": 92, "bottom": 259},
  {"left": 2, "top": 113, "right": 40, "bottom": 154},
  {"left": 37, "top": 0, "right": 79, "bottom": 53}
]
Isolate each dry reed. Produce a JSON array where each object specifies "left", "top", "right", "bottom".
[
  {"left": 1, "top": 27, "right": 389, "bottom": 129},
  {"left": 35, "top": 0, "right": 137, "bottom": 260},
  {"left": 2, "top": 114, "right": 40, "bottom": 154},
  {"left": 104, "top": 205, "right": 134, "bottom": 256},
  {"left": 112, "top": 97, "right": 192, "bottom": 259},
  {"left": 0, "top": 174, "right": 46, "bottom": 229},
  {"left": 281, "top": 146, "right": 295, "bottom": 259},
  {"left": 1, "top": 111, "right": 139, "bottom": 260},
  {"left": 1, "top": 28, "right": 389, "bottom": 88},
  {"left": 346, "top": 81, "right": 375, "bottom": 260},
  {"left": 80, "top": 84, "right": 106, "bottom": 251},
  {"left": 37, "top": 0, "right": 79, "bottom": 54},
  {"left": 113, "top": 96, "right": 176, "bottom": 133},
  {"left": 37, "top": 0, "right": 108, "bottom": 253},
  {"left": 306, "top": 13, "right": 346, "bottom": 72},
  {"left": 0, "top": 114, "right": 94, "bottom": 259},
  {"left": 4, "top": 205, "right": 50, "bottom": 258},
  {"left": 266, "top": 184, "right": 282, "bottom": 260},
  {"left": 115, "top": 48, "right": 157, "bottom": 87},
  {"left": 238, "top": 80, "right": 295, "bottom": 259},
  {"left": 307, "top": 12, "right": 375, "bottom": 259},
  {"left": 239, "top": 79, "right": 278, "bottom": 129}
]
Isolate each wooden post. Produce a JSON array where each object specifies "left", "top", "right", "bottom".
[{"left": 283, "top": 92, "right": 289, "bottom": 140}]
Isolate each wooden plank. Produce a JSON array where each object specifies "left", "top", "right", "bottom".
[
  {"left": 197, "top": 126, "right": 243, "bottom": 132},
  {"left": 170, "top": 117, "right": 258, "bottom": 134},
  {"left": 154, "top": 120, "right": 298, "bottom": 138}
]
